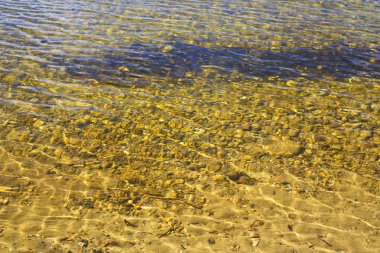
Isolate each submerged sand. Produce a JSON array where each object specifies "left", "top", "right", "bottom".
[
  {"left": 0, "top": 77, "right": 379, "bottom": 253},
  {"left": 0, "top": 154, "right": 379, "bottom": 253}
]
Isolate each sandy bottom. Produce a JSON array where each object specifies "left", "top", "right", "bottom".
[{"left": 0, "top": 150, "right": 379, "bottom": 253}]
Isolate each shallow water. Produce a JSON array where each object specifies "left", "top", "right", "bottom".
[{"left": 0, "top": 0, "right": 379, "bottom": 252}]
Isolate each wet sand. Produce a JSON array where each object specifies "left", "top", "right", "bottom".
[{"left": 0, "top": 151, "right": 379, "bottom": 253}]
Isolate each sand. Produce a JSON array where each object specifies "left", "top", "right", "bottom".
[{"left": 0, "top": 148, "right": 379, "bottom": 253}]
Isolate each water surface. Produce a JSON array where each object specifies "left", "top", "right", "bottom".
[{"left": 0, "top": 0, "right": 379, "bottom": 252}]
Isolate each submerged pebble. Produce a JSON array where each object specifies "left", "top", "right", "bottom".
[{"left": 263, "top": 140, "right": 303, "bottom": 157}]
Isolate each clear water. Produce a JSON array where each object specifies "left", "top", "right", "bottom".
[{"left": 0, "top": 1, "right": 379, "bottom": 252}]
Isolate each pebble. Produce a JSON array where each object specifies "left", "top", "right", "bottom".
[
  {"left": 241, "top": 122, "right": 252, "bottom": 131},
  {"left": 165, "top": 190, "right": 177, "bottom": 199},
  {"left": 0, "top": 197, "right": 9, "bottom": 205},
  {"left": 314, "top": 135, "right": 328, "bottom": 142},
  {"left": 251, "top": 237, "right": 260, "bottom": 247},
  {"left": 75, "top": 118, "right": 90, "bottom": 128},
  {"left": 242, "top": 155, "right": 253, "bottom": 161},
  {"left": 33, "top": 119, "right": 45, "bottom": 128},
  {"left": 263, "top": 140, "right": 303, "bottom": 157},
  {"left": 227, "top": 171, "right": 257, "bottom": 185},
  {"left": 78, "top": 239, "right": 89, "bottom": 248},
  {"left": 231, "top": 242, "right": 240, "bottom": 251},
  {"left": 251, "top": 123, "right": 261, "bottom": 130},
  {"left": 359, "top": 130, "right": 372, "bottom": 140},
  {"left": 287, "top": 129, "right": 299, "bottom": 137}
]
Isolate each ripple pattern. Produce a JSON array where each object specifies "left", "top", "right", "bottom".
[{"left": 0, "top": 0, "right": 379, "bottom": 252}]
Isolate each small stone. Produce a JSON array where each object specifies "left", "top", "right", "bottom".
[
  {"left": 186, "top": 194, "right": 196, "bottom": 204},
  {"left": 251, "top": 123, "right": 261, "bottom": 130},
  {"left": 263, "top": 140, "right": 303, "bottom": 157},
  {"left": 118, "top": 66, "right": 130, "bottom": 72},
  {"left": 287, "top": 129, "right": 299, "bottom": 137},
  {"left": 315, "top": 135, "right": 328, "bottom": 142},
  {"left": 319, "top": 89, "right": 331, "bottom": 96},
  {"left": 214, "top": 174, "right": 226, "bottom": 181},
  {"left": 195, "top": 128, "right": 206, "bottom": 134},
  {"left": 164, "top": 180, "right": 172, "bottom": 186},
  {"left": 242, "top": 155, "right": 253, "bottom": 161},
  {"left": 331, "top": 145, "right": 342, "bottom": 150},
  {"left": 286, "top": 80, "right": 296, "bottom": 87},
  {"left": 0, "top": 197, "right": 9, "bottom": 205},
  {"left": 161, "top": 45, "right": 173, "bottom": 53},
  {"left": 33, "top": 119, "right": 45, "bottom": 128},
  {"left": 165, "top": 190, "right": 177, "bottom": 199},
  {"left": 54, "top": 147, "right": 65, "bottom": 158},
  {"left": 262, "top": 126, "right": 273, "bottom": 134},
  {"left": 241, "top": 122, "right": 252, "bottom": 131},
  {"left": 83, "top": 199, "right": 95, "bottom": 209},
  {"left": 227, "top": 171, "right": 256, "bottom": 185},
  {"left": 231, "top": 242, "right": 240, "bottom": 251},
  {"left": 359, "top": 130, "right": 372, "bottom": 140},
  {"left": 305, "top": 149, "right": 313, "bottom": 155},
  {"left": 251, "top": 237, "right": 260, "bottom": 247},
  {"left": 75, "top": 118, "right": 90, "bottom": 128},
  {"left": 18, "top": 131, "right": 30, "bottom": 142},
  {"left": 175, "top": 179, "right": 184, "bottom": 184},
  {"left": 250, "top": 220, "right": 265, "bottom": 229},
  {"left": 101, "top": 161, "right": 112, "bottom": 169},
  {"left": 208, "top": 238, "right": 216, "bottom": 245},
  {"left": 78, "top": 239, "right": 89, "bottom": 248}
]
